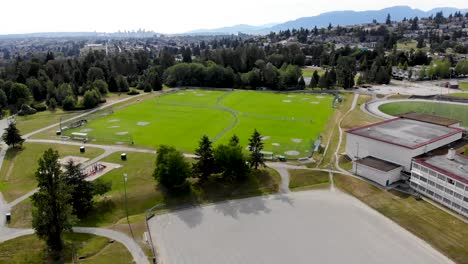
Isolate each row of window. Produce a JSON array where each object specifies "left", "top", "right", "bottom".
[
  {"left": 411, "top": 174, "right": 468, "bottom": 203},
  {"left": 410, "top": 181, "right": 468, "bottom": 217},
  {"left": 412, "top": 163, "right": 467, "bottom": 191}
]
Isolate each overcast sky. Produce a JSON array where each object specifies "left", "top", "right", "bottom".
[{"left": 1, "top": 0, "right": 467, "bottom": 34}]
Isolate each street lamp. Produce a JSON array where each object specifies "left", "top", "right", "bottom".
[{"left": 123, "top": 173, "right": 135, "bottom": 240}]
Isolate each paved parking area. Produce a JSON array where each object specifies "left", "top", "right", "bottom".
[{"left": 148, "top": 190, "right": 452, "bottom": 264}]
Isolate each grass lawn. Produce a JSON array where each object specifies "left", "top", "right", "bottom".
[
  {"left": 0, "top": 143, "right": 104, "bottom": 202},
  {"left": 78, "top": 151, "right": 281, "bottom": 227},
  {"left": 447, "top": 93, "right": 468, "bottom": 99},
  {"left": 15, "top": 109, "right": 83, "bottom": 135},
  {"left": 0, "top": 233, "right": 133, "bottom": 263},
  {"left": 301, "top": 67, "right": 325, "bottom": 77},
  {"left": 459, "top": 81, "right": 468, "bottom": 91},
  {"left": 334, "top": 174, "right": 468, "bottom": 264},
  {"left": 288, "top": 169, "right": 329, "bottom": 190},
  {"left": 64, "top": 90, "right": 335, "bottom": 158},
  {"left": 379, "top": 101, "right": 468, "bottom": 127}
]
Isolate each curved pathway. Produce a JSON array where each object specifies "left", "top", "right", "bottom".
[{"left": 334, "top": 94, "right": 359, "bottom": 174}]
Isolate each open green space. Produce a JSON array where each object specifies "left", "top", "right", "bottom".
[
  {"left": 0, "top": 233, "right": 133, "bottom": 263},
  {"left": 79, "top": 151, "right": 281, "bottom": 227},
  {"left": 334, "top": 174, "right": 468, "bottom": 264},
  {"left": 379, "top": 101, "right": 468, "bottom": 127},
  {"left": 0, "top": 143, "right": 103, "bottom": 202},
  {"left": 459, "top": 81, "right": 468, "bottom": 91},
  {"left": 448, "top": 93, "right": 468, "bottom": 99},
  {"left": 16, "top": 109, "right": 83, "bottom": 135},
  {"left": 301, "top": 67, "right": 325, "bottom": 77},
  {"left": 65, "top": 90, "right": 335, "bottom": 158},
  {"left": 288, "top": 169, "right": 329, "bottom": 190}
]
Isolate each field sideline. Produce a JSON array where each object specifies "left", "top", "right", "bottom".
[{"left": 64, "top": 89, "right": 335, "bottom": 157}]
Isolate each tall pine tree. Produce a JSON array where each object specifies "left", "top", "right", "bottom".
[{"left": 248, "top": 129, "right": 265, "bottom": 170}]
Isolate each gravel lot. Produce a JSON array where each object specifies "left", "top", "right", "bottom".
[
  {"left": 360, "top": 80, "right": 468, "bottom": 96},
  {"left": 148, "top": 190, "right": 452, "bottom": 264}
]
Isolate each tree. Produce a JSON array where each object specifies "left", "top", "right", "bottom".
[
  {"left": 297, "top": 76, "right": 306, "bottom": 89},
  {"left": 229, "top": 134, "right": 240, "bottom": 146},
  {"left": 31, "top": 149, "right": 74, "bottom": 258},
  {"left": 86, "top": 67, "right": 105, "bottom": 83},
  {"left": 214, "top": 144, "right": 249, "bottom": 181},
  {"left": 0, "top": 89, "right": 7, "bottom": 108},
  {"left": 386, "top": 13, "right": 391, "bottom": 25},
  {"left": 455, "top": 60, "right": 468, "bottom": 76},
  {"left": 93, "top": 79, "right": 109, "bottom": 94},
  {"left": 62, "top": 95, "right": 76, "bottom": 110},
  {"left": 83, "top": 89, "right": 101, "bottom": 109},
  {"left": 248, "top": 129, "right": 265, "bottom": 170},
  {"left": 193, "top": 135, "right": 215, "bottom": 182},
  {"left": 146, "top": 69, "right": 163, "bottom": 91},
  {"left": 153, "top": 145, "right": 191, "bottom": 190},
  {"left": 309, "top": 77, "right": 317, "bottom": 88},
  {"left": 63, "top": 160, "right": 94, "bottom": 218},
  {"left": 48, "top": 97, "right": 57, "bottom": 110},
  {"left": 336, "top": 56, "right": 356, "bottom": 89},
  {"left": 318, "top": 70, "right": 329, "bottom": 89},
  {"left": 2, "top": 122, "right": 24, "bottom": 148},
  {"left": 116, "top": 75, "right": 129, "bottom": 92},
  {"left": 9, "top": 83, "right": 32, "bottom": 108}
]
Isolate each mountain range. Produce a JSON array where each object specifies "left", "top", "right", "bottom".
[{"left": 187, "top": 5, "right": 468, "bottom": 35}]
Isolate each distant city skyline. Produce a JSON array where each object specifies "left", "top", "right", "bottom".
[{"left": 1, "top": 0, "right": 467, "bottom": 35}]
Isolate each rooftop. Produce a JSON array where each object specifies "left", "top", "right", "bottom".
[
  {"left": 415, "top": 154, "right": 468, "bottom": 185},
  {"left": 399, "top": 112, "right": 460, "bottom": 126},
  {"left": 356, "top": 156, "right": 401, "bottom": 172},
  {"left": 347, "top": 118, "right": 463, "bottom": 149}
]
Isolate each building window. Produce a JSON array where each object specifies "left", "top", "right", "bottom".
[
  {"left": 463, "top": 197, "right": 468, "bottom": 203},
  {"left": 428, "top": 180, "right": 435, "bottom": 186},
  {"left": 427, "top": 190, "right": 434, "bottom": 196},
  {"left": 420, "top": 176, "right": 427, "bottom": 183},
  {"left": 413, "top": 163, "right": 419, "bottom": 170},
  {"left": 436, "top": 184, "right": 444, "bottom": 191},
  {"left": 455, "top": 182, "right": 464, "bottom": 190},
  {"left": 452, "top": 202, "right": 461, "bottom": 210},
  {"left": 437, "top": 174, "right": 445, "bottom": 181},
  {"left": 443, "top": 197, "right": 451, "bottom": 205},
  {"left": 429, "top": 170, "right": 437, "bottom": 177},
  {"left": 447, "top": 178, "right": 455, "bottom": 185},
  {"left": 410, "top": 182, "right": 418, "bottom": 188},
  {"left": 454, "top": 192, "right": 462, "bottom": 200},
  {"left": 435, "top": 193, "right": 443, "bottom": 201},
  {"left": 411, "top": 173, "right": 419, "bottom": 179},
  {"left": 421, "top": 167, "right": 428, "bottom": 173},
  {"left": 462, "top": 207, "right": 468, "bottom": 214},
  {"left": 419, "top": 186, "right": 426, "bottom": 192},
  {"left": 445, "top": 188, "right": 453, "bottom": 195}
]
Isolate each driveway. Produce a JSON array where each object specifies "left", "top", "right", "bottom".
[{"left": 148, "top": 190, "right": 452, "bottom": 264}]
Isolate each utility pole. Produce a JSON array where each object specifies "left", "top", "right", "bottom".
[{"left": 123, "top": 173, "right": 135, "bottom": 240}]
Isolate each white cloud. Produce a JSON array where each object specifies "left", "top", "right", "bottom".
[{"left": 1, "top": 0, "right": 467, "bottom": 34}]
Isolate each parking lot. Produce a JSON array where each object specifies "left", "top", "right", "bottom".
[{"left": 148, "top": 190, "right": 452, "bottom": 264}]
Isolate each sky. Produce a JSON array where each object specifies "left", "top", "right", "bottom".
[{"left": 1, "top": 0, "right": 467, "bottom": 34}]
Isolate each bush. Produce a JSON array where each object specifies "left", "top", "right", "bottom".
[
  {"left": 153, "top": 145, "right": 191, "bottom": 190},
  {"left": 48, "top": 98, "right": 57, "bottom": 110},
  {"left": 17, "top": 104, "right": 37, "bottom": 116},
  {"left": 62, "top": 95, "right": 76, "bottom": 111},
  {"left": 127, "top": 88, "right": 140, "bottom": 95},
  {"left": 83, "top": 89, "right": 101, "bottom": 109},
  {"left": 32, "top": 103, "right": 47, "bottom": 112}
]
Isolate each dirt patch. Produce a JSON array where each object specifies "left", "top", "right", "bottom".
[
  {"left": 108, "top": 119, "right": 120, "bottom": 123},
  {"left": 261, "top": 136, "right": 270, "bottom": 140},
  {"left": 310, "top": 101, "right": 320, "bottom": 104},
  {"left": 80, "top": 128, "right": 93, "bottom": 133},
  {"left": 272, "top": 143, "right": 280, "bottom": 147},
  {"left": 282, "top": 100, "right": 292, "bottom": 103},
  {"left": 316, "top": 96, "right": 325, "bottom": 99},
  {"left": 58, "top": 156, "right": 90, "bottom": 166},
  {"left": 108, "top": 126, "right": 120, "bottom": 129},
  {"left": 137, "top": 121, "right": 150, "bottom": 126},
  {"left": 291, "top": 138, "right": 302, "bottom": 143},
  {"left": 115, "top": 132, "right": 129, "bottom": 136},
  {"left": 285, "top": 150, "right": 300, "bottom": 156}
]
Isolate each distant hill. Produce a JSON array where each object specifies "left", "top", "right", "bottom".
[
  {"left": 186, "top": 23, "right": 278, "bottom": 35},
  {"left": 188, "top": 6, "right": 468, "bottom": 35}
]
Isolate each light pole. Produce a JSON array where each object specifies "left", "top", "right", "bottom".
[{"left": 123, "top": 173, "right": 135, "bottom": 240}]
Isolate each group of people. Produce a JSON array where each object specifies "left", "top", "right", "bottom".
[{"left": 85, "top": 163, "right": 106, "bottom": 176}]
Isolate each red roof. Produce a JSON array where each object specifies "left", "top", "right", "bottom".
[{"left": 414, "top": 155, "right": 468, "bottom": 185}]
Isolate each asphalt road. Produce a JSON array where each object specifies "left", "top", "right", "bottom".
[{"left": 148, "top": 190, "right": 452, "bottom": 264}]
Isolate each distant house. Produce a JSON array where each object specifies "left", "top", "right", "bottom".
[{"left": 445, "top": 81, "right": 459, "bottom": 89}]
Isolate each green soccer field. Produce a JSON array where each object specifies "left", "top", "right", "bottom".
[
  {"left": 379, "top": 101, "right": 468, "bottom": 127},
  {"left": 65, "top": 89, "right": 335, "bottom": 157}
]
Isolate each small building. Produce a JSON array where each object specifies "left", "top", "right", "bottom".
[
  {"left": 445, "top": 81, "right": 459, "bottom": 89},
  {"left": 346, "top": 117, "right": 464, "bottom": 172},
  {"left": 410, "top": 149, "right": 468, "bottom": 217},
  {"left": 399, "top": 112, "right": 462, "bottom": 128},
  {"left": 353, "top": 156, "right": 402, "bottom": 186}
]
